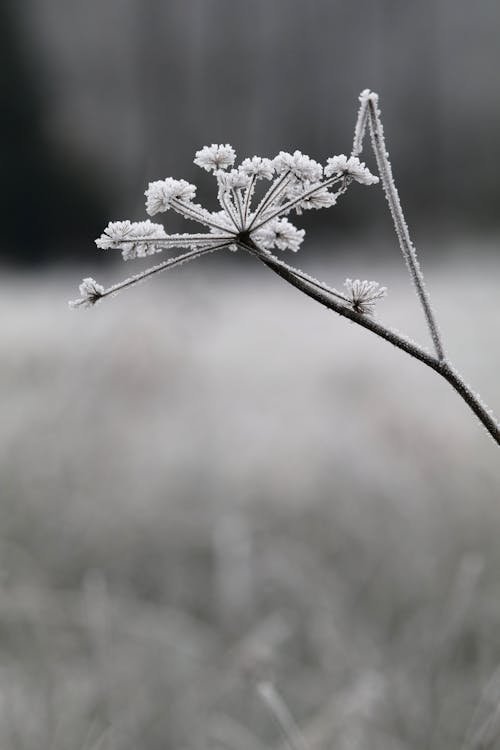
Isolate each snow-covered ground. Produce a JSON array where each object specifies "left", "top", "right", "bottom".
[{"left": 0, "top": 255, "right": 498, "bottom": 749}]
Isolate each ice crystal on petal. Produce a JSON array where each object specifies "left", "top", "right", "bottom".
[
  {"left": 273, "top": 150, "right": 323, "bottom": 182},
  {"left": 240, "top": 156, "right": 275, "bottom": 181},
  {"left": 145, "top": 178, "right": 197, "bottom": 215},
  {"left": 344, "top": 278, "right": 387, "bottom": 315},
  {"left": 255, "top": 218, "right": 305, "bottom": 253},
  {"left": 194, "top": 144, "right": 236, "bottom": 172},
  {"left": 69, "top": 277, "right": 105, "bottom": 309},
  {"left": 325, "top": 154, "right": 378, "bottom": 185}
]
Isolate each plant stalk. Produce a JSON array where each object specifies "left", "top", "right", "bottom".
[
  {"left": 240, "top": 238, "right": 499, "bottom": 445},
  {"left": 364, "top": 93, "right": 446, "bottom": 362}
]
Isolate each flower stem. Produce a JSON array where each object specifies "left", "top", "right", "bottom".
[
  {"left": 101, "top": 243, "right": 230, "bottom": 301},
  {"left": 249, "top": 176, "right": 345, "bottom": 234},
  {"left": 364, "top": 92, "right": 446, "bottom": 362},
  {"left": 247, "top": 171, "right": 293, "bottom": 230},
  {"left": 240, "top": 237, "right": 500, "bottom": 445}
]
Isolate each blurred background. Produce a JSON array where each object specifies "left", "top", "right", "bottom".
[{"left": 1, "top": 2, "right": 500, "bottom": 749}]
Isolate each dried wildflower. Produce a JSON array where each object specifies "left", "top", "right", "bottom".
[
  {"left": 343, "top": 278, "right": 387, "bottom": 315},
  {"left": 285, "top": 182, "right": 337, "bottom": 214},
  {"left": 69, "top": 278, "right": 104, "bottom": 309},
  {"left": 217, "top": 168, "right": 251, "bottom": 192},
  {"left": 145, "top": 178, "right": 197, "bottom": 215},
  {"left": 95, "top": 220, "right": 134, "bottom": 249},
  {"left": 96, "top": 220, "right": 168, "bottom": 260},
  {"left": 273, "top": 150, "right": 323, "bottom": 183},
  {"left": 71, "top": 140, "right": 380, "bottom": 307},
  {"left": 70, "top": 91, "right": 500, "bottom": 446},
  {"left": 254, "top": 218, "right": 305, "bottom": 253},
  {"left": 240, "top": 156, "right": 275, "bottom": 181},
  {"left": 194, "top": 143, "right": 236, "bottom": 172},
  {"left": 325, "top": 154, "right": 378, "bottom": 185}
]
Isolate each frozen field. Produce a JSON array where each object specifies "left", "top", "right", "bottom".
[{"left": 0, "top": 254, "right": 499, "bottom": 749}]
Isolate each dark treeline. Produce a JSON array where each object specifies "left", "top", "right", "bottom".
[
  {"left": 2, "top": 0, "right": 500, "bottom": 265},
  {"left": 0, "top": 1, "right": 106, "bottom": 265}
]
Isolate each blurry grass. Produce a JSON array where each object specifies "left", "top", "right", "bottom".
[{"left": 0, "top": 253, "right": 499, "bottom": 749}]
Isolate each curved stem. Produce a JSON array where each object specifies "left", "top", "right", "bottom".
[
  {"left": 365, "top": 94, "right": 446, "bottom": 361},
  {"left": 240, "top": 238, "right": 500, "bottom": 445},
  {"left": 437, "top": 363, "right": 500, "bottom": 444}
]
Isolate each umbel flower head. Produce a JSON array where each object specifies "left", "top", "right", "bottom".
[
  {"left": 71, "top": 144, "right": 385, "bottom": 315},
  {"left": 343, "top": 279, "right": 387, "bottom": 315},
  {"left": 69, "top": 278, "right": 104, "bottom": 309}
]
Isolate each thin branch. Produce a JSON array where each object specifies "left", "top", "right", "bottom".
[
  {"left": 170, "top": 198, "right": 231, "bottom": 234},
  {"left": 352, "top": 90, "right": 370, "bottom": 157},
  {"left": 105, "top": 234, "right": 232, "bottom": 251},
  {"left": 247, "top": 171, "right": 293, "bottom": 231},
  {"left": 71, "top": 243, "right": 231, "bottom": 307},
  {"left": 249, "top": 176, "right": 345, "bottom": 233},
  {"left": 240, "top": 237, "right": 500, "bottom": 445},
  {"left": 360, "top": 92, "right": 446, "bottom": 361},
  {"left": 218, "top": 190, "right": 241, "bottom": 232},
  {"left": 243, "top": 174, "right": 257, "bottom": 224},
  {"left": 232, "top": 188, "right": 245, "bottom": 230},
  {"left": 237, "top": 242, "right": 349, "bottom": 303}
]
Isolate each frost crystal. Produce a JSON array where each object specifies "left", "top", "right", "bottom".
[
  {"left": 217, "top": 168, "right": 251, "bottom": 192},
  {"left": 285, "top": 182, "right": 337, "bottom": 214},
  {"left": 325, "top": 154, "right": 378, "bottom": 185},
  {"left": 240, "top": 156, "right": 275, "bottom": 180},
  {"left": 273, "top": 150, "right": 323, "bottom": 182},
  {"left": 96, "top": 220, "right": 168, "bottom": 259},
  {"left": 344, "top": 279, "right": 387, "bottom": 315},
  {"left": 194, "top": 144, "right": 236, "bottom": 172},
  {"left": 69, "top": 278, "right": 105, "bottom": 309},
  {"left": 145, "top": 178, "right": 197, "bottom": 215},
  {"left": 74, "top": 140, "right": 379, "bottom": 305},
  {"left": 95, "top": 220, "right": 134, "bottom": 249},
  {"left": 254, "top": 218, "right": 305, "bottom": 253}
]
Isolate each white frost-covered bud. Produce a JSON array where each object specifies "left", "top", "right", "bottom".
[
  {"left": 145, "top": 179, "right": 197, "bottom": 215},
  {"left": 325, "top": 154, "right": 378, "bottom": 185},
  {"left": 343, "top": 279, "right": 387, "bottom": 315},
  {"left": 69, "top": 277, "right": 105, "bottom": 309},
  {"left": 254, "top": 218, "right": 305, "bottom": 253},
  {"left": 240, "top": 156, "right": 275, "bottom": 181},
  {"left": 96, "top": 220, "right": 167, "bottom": 259},
  {"left": 123, "top": 220, "right": 168, "bottom": 260},
  {"left": 285, "top": 182, "right": 337, "bottom": 214},
  {"left": 194, "top": 144, "right": 236, "bottom": 172},
  {"left": 217, "top": 168, "right": 251, "bottom": 192},
  {"left": 273, "top": 150, "right": 323, "bottom": 182},
  {"left": 95, "top": 220, "right": 134, "bottom": 249}
]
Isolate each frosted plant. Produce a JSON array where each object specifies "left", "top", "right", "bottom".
[
  {"left": 70, "top": 90, "right": 499, "bottom": 445},
  {"left": 72, "top": 277, "right": 105, "bottom": 309},
  {"left": 343, "top": 279, "right": 387, "bottom": 316}
]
